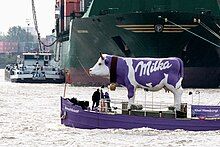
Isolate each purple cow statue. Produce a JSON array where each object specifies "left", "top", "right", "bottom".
[{"left": 89, "top": 53, "right": 184, "bottom": 111}]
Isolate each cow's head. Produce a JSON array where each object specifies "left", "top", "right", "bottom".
[{"left": 89, "top": 53, "right": 110, "bottom": 77}]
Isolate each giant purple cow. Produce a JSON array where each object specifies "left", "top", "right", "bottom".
[{"left": 89, "top": 54, "right": 184, "bottom": 111}]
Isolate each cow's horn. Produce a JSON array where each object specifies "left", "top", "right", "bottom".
[{"left": 100, "top": 52, "right": 104, "bottom": 60}]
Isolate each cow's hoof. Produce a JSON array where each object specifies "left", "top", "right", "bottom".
[
  {"left": 176, "top": 110, "right": 187, "bottom": 118},
  {"left": 130, "top": 104, "right": 143, "bottom": 110}
]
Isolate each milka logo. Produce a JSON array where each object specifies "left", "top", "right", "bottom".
[{"left": 134, "top": 60, "right": 172, "bottom": 76}]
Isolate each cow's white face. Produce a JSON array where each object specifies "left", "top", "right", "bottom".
[{"left": 89, "top": 55, "right": 110, "bottom": 77}]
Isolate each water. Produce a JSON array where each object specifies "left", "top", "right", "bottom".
[{"left": 0, "top": 69, "right": 220, "bottom": 146}]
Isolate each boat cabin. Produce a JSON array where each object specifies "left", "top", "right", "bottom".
[{"left": 20, "top": 52, "right": 52, "bottom": 67}]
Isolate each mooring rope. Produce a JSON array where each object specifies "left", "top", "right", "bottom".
[
  {"left": 159, "top": 16, "right": 220, "bottom": 48},
  {"left": 76, "top": 56, "right": 91, "bottom": 77},
  {"left": 215, "top": 22, "right": 220, "bottom": 29},
  {"left": 32, "top": 0, "right": 58, "bottom": 52},
  {"left": 199, "top": 21, "right": 220, "bottom": 40}
]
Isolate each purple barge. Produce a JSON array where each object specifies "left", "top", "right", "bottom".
[{"left": 60, "top": 97, "right": 220, "bottom": 131}]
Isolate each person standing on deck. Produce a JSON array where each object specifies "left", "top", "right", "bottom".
[
  {"left": 92, "top": 89, "right": 100, "bottom": 110},
  {"left": 100, "top": 89, "right": 104, "bottom": 99},
  {"left": 104, "top": 92, "right": 111, "bottom": 111}
]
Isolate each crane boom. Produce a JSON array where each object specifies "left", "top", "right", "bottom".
[
  {"left": 31, "top": 0, "right": 57, "bottom": 52},
  {"left": 31, "top": 0, "right": 42, "bottom": 51}
]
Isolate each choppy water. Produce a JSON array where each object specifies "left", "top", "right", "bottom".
[{"left": 0, "top": 69, "right": 220, "bottom": 146}]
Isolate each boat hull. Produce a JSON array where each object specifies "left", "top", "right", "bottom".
[
  {"left": 60, "top": 12, "right": 220, "bottom": 88},
  {"left": 4, "top": 72, "right": 64, "bottom": 84},
  {"left": 61, "top": 97, "right": 220, "bottom": 131},
  {"left": 5, "top": 69, "right": 65, "bottom": 83},
  {"left": 9, "top": 78, "right": 64, "bottom": 84}
]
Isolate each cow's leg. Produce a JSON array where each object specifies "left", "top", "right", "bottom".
[
  {"left": 173, "top": 87, "right": 183, "bottom": 111},
  {"left": 165, "top": 74, "right": 183, "bottom": 111},
  {"left": 127, "top": 86, "right": 136, "bottom": 110},
  {"left": 128, "top": 96, "right": 135, "bottom": 110},
  {"left": 164, "top": 83, "right": 183, "bottom": 111}
]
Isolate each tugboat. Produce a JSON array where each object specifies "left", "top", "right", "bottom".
[
  {"left": 5, "top": 52, "right": 65, "bottom": 83},
  {"left": 4, "top": 1, "right": 64, "bottom": 83}
]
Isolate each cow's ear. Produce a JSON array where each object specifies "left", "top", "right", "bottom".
[{"left": 104, "top": 58, "right": 109, "bottom": 65}]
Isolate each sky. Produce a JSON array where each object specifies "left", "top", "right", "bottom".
[{"left": 0, "top": 0, "right": 55, "bottom": 37}]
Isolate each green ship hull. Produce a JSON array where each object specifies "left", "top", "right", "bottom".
[{"left": 57, "top": 0, "right": 220, "bottom": 88}]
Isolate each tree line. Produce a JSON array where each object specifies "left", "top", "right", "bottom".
[
  {"left": 0, "top": 26, "right": 38, "bottom": 68},
  {"left": 0, "top": 26, "right": 36, "bottom": 42}
]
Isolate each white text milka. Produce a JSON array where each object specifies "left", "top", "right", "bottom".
[{"left": 134, "top": 60, "right": 172, "bottom": 76}]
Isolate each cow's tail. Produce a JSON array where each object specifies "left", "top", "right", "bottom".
[
  {"left": 175, "top": 58, "right": 184, "bottom": 89},
  {"left": 177, "top": 58, "right": 184, "bottom": 78}
]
